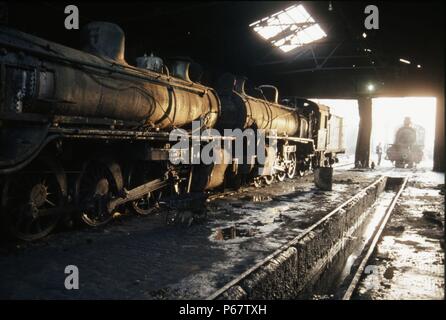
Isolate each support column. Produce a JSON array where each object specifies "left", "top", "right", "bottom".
[
  {"left": 433, "top": 91, "right": 444, "bottom": 172},
  {"left": 355, "top": 96, "right": 372, "bottom": 168}
]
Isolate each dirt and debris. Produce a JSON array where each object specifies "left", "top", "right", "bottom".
[
  {"left": 422, "top": 210, "right": 444, "bottom": 228},
  {"left": 0, "top": 166, "right": 386, "bottom": 299},
  {"left": 334, "top": 178, "right": 356, "bottom": 184}
]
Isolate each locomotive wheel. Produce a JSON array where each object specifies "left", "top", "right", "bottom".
[
  {"left": 75, "top": 161, "right": 120, "bottom": 227},
  {"left": 276, "top": 171, "right": 286, "bottom": 182},
  {"left": 253, "top": 177, "right": 263, "bottom": 188},
  {"left": 287, "top": 153, "right": 297, "bottom": 179},
  {"left": 132, "top": 193, "right": 162, "bottom": 215},
  {"left": 232, "top": 175, "right": 243, "bottom": 190},
  {"left": 263, "top": 175, "right": 274, "bottom": 185},
  {"left": 127, "top": 163, "right": 162, "bottom": 216},
  {"left": 1, "top": 156, "right": 67, "bottom": 241},
  {"left": 395, "top": 161, "right": 405, "bottom": 168}
]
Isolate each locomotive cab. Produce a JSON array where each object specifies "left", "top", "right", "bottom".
[{"left": 311, "top": 103, "right": 345, "bottom": 166}]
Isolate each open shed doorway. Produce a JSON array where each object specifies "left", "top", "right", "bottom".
[
  {"left": 371, "top": 97, "right": 437, "bottom": 169},
  {"left": 311, "top": 99, "right": 359, "bottom": 165}
]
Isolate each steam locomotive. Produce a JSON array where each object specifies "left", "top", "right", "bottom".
[
  {"left": 386, "top": 117, "right": 424, "bottom": 168},
  {"left": 0, "top": 22, "right": 344, "bottom": 240}
]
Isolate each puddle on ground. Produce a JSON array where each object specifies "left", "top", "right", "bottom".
[
  {"left": 213, "top": 226, "right": 257, "bottom": 240},
  {"left": 245, "top": 195, "right": 273, "bottom": 202}
]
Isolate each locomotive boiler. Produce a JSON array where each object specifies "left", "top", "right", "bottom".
[
  {"left": 0, "top": 21, "right": 345, "bottom": 241},
  {"left": 216, "top": 74, "right": 304, "bottom": 136},
  {"left": 0, "top": 22, "right": 223, "bottom": 178},
  {"left": 0, "top": 22, "right": 220, "bottom": 130},
  {"left": 209, "top": 73, "right": 343, "bottom": 188}
]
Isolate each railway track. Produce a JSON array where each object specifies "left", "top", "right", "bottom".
[
  {"left": 342, "top": 175, "right": 409, "bottom": 299},
  {"left": 206, "top": 174, "right": 409, "bottom": 300},
  {"left": 333, "top": 161, "right": 355, "bottom": 168}
]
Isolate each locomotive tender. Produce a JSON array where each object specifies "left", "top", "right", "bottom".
[{"left": 0, "top": 22, "right": 344, "bottom": 240}]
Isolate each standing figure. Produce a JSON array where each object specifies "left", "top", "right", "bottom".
[{"left": 376, "top": 142, "right": 383, "bottom": 166}]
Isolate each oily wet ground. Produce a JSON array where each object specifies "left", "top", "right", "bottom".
[
  {"left": 354, "top": 170, "right": 444, "bottom": 300},
  {"left": 1, "top": 165, "right": 440, "bottom": 300},
  {"left": 0, "top": 165, "right": 386, "bottom": 300}
]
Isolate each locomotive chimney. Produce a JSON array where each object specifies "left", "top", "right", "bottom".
[
  {"left": 170, "top": 57, "right": 192, "bottom": 82},
  {"left": 216, "top": 73, "right": 236, "bottom": 94},
  {"left": 189, "top": 62, "right": 204, "bottom": 83},
  {"left": 81, "top": 22, "right": 126, "bottom": 63},
  {"left": 235, "top": 77, "right": 247, "bottom": 94}
]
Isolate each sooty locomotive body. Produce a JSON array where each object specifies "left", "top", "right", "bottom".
[{"left": 0, "top": 22, "right": 344, "bottom": 240}]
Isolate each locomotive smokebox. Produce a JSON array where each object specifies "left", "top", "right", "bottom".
[
  {"left": 216, "top": 73, "right": 236, "bottom": 94},
  {"left": 81, "top": 21, "right": 126, "bottom": 63}
]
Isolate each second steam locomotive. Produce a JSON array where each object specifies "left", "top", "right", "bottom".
[
  {"left": 0, "top": 22, "right": 344, "bottom": 240},
  {"left": 386, "top": 117, "right": 424, "bottom": 168}
]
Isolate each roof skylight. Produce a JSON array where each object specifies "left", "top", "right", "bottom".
[{"left": 249, "top": 4, "right": 327, "bottom": 53}]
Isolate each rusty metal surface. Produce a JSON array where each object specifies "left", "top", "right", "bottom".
[
  {"left": 0, "top": 23, "right": 220, "bottom": 130},
  {"left": 216, "top": 75, "right": 308, "bottom": 137},
  {"left": 235, "top": 78, "right": 299, "bottom": 135},
  {"left": 81, "top": 22, "right": 126, "bottom": 63}
]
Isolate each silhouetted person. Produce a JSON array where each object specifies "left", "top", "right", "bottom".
[{"left": 376, "top": 142, "right": 383, "bottom": 166}]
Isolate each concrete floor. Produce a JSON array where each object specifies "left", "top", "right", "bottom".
[
  {"left": 0, "top": 167, "right": 380, "bottom": 299},
  {"left": 0, "top": 165, "right": 443, "bottom": 300}
]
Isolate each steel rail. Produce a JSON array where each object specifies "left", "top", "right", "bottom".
[{"left": 342, "top": 175, "right": 409, "bottom": 300}]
